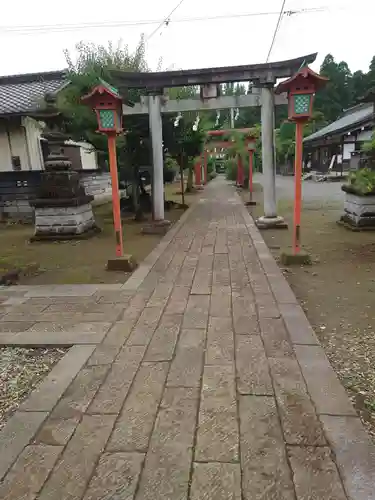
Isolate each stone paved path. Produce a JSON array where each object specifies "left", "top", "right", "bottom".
[{"left": 0, "top": 177, "right": 374, "bottom": 500}]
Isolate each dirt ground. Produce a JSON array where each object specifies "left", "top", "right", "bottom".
[
  {"left": 0, "top": 347, "right": 66, "bottom": 430},
  {"left": 0, "top": 183, "right": 196, "bottom": 285},
  {"left": 243, "top": 176, "right": 375, "bottom": 440}
]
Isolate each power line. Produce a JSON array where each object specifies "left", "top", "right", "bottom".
[
  {"left": 146, "top": 0, "right": 187, "bottom": 41},
  {"left": 266, "top": 0, "right": 287, "bottom": 63},
  {"left": 0, "top": 7, "right": 328, "bottom": 36}
]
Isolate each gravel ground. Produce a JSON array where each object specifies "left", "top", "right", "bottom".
[{"left": 0, "top": 347, "right": 66, "bottom": 430}]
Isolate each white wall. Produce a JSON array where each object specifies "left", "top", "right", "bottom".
[
  {"left": 64, "top": 139, "right": 99, "bottom": 170},
  {"left": 0, "top": 119, "right": 98, "bottom": 172},
  {"left": 22, "top": 117, "right": 44, "bottom": 170},
  {"left": 357, "top": 129, "right": 372, "bottom": 142},
  {"left": 343, "top": 142, "right": 355, "bottom": 160},
  {"left": 9, "top": 127, "right": 29, "bottom": 169},
  {"left": 0, "top": 121, "right": 12, "bottom": 172},
  {"left": 79, "top": 143, "right": 98, "bottom": 170},
  {"left": 0, "top": 117, "right": 45, "bottom": 172}
]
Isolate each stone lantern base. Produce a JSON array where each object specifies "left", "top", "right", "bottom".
[{"left": 31, "top": 196, "right": 99, "bottom": 241}]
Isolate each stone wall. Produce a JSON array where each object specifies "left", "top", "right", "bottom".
[
  {"left": 0, "top": 170, "right": 111, "bottom": 222},
  {"left": 80, "top": 171, "right": 111, "bottom": 196}
]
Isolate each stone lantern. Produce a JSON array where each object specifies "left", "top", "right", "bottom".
[{"left": 30, "top": 94, "right": 98, "bottom": 241}]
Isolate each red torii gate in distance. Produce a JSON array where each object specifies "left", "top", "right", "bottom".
[
  {"left": 195, "top": 140, "right": 232, "bottom": 188},
  {"left": 195, "top": 128, "right": 257, "bottom": 204}
]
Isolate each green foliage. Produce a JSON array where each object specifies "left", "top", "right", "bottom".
[
  {"left": 225, "top": 158, "right": 238, "bottom": 181},
  {"left": 218, "top": 127, "right": 260, "bottom": 158},
  {"left": 163, "top": 117, "right": 205, "bottom": 161},
  {"left": 314, "top": 54, "right": 352, "bottom": 122},
  {"left": 207, "top": 157, "right": 216, "bottom": 174},
  {"left": 164, "top": 153, "right": 178, "bottom": 180},
  {"left": 362, "top": 132, "right": 375, "bottom": 154},
  {"left": 224, "top": 154, "right": 255, "bottom": 183},
  {"left": 345, "top": 168, "right": 375, "bottom": 195},
  {"left": 59, "top": 38, "right": 150, "bottom": 174},
  {"left": 276, "top": 112, "right": 328, "bottom": 165},
  {"left": 162, "top": 109, "right": 208, "bottom": 192},
  {"left": 168, "top": 85, "right": 198, "bottom": 100},
  {"left": 314, "top": 53, "right": 375, "bottom": 123}
]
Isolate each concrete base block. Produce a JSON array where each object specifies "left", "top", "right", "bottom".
[
  {"left": 256, "top": 215, "right": 288, "bottom": 230},
  {"left": 107, "top": 255, "right": 138, "bottom": 272},
  {"left": 30, "top": 226, "right": 101, "bottom": 242},
  {"left": 338, "top": 215, "right": 375, "bottom": 231},
  {"left": 141, "top": 220, "right": 171, "bottom": 235},
  {"left": 280, "top": 249, "right": 312, "bottom": 266},
  {"left": 32, "top": 203, "right": 98, "bottom": 240}
]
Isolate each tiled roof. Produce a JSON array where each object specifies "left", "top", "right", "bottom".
[
  {"left": 304, "top": 103, "right": 374, "bottom": 143},
  {"left": 0, "top": 70, "right": 68, "bottom": 116}
]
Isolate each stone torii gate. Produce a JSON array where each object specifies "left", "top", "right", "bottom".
[{"left": 111, "top": 53, "right": 317, "bottom": 228}]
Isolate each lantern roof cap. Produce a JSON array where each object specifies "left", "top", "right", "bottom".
[
  {"left": 275, "top": 66, "right": 328, "bottom": 94},
  {"left": 81, "top": 79, "right": 122, "bottom": 104}
]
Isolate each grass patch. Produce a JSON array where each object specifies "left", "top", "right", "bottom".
[{"left": 0, "top": 182, "right": 195, "bottom": 285}]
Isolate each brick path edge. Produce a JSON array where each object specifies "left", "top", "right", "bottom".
[{"left": 0, "top": 345, "right": 95, "bottom": 480}]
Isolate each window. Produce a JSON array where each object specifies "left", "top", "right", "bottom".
[{"left": 11, "top": 156, "right": 21, "bottom": 171}]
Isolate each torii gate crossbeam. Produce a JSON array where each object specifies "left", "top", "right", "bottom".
[{"left": 122, "top": 93, "right": 287, "bottom": 115}]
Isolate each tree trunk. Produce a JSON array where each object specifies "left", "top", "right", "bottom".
[{"left": 186, "top": 162, "right": 194, "bottom": 192}]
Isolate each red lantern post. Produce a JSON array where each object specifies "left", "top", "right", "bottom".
[
  {"left": 276, "top": 67, "right": 328, "bottom": 259},
  {"left": 82, "top": 81, "right": 136, "bottom": 271}
]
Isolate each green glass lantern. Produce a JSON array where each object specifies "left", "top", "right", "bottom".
[
  {"left": 81, "top": 81, "right": 123, "bottom": 134},
  {"left": 99, "top": 109, "right": 116, "bottom": 129},
  {"left": 275, "top": 66, "right": 329, "bottom": 122},
  {"left": 293, "top": 94, "right": 312, "bottom": 116}
]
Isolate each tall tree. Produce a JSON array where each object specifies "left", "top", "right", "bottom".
[
  {"left": 276, "top": 111, "right": 328, "bottom": 165},
  {"left": 60, "top": 37, "right": 150, "bottom": 170},
  {"left": 351, "top": 70, "right": 368, "bottom": 102},
  {"left": 163, "top": 107, "right": 208, "bottom": 192},
  {"left": 59, "top": 38, "right": 152, "bottom": 217},
  {"left": 314, "top": 54, "right": 353, "bottom": 122},
  {"left": 366, "top": 56, "right": 375, "bottom": 91}
]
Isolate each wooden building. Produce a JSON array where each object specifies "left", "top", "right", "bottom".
[
  {"left": 303, "top": 103, "right": 374, "bottom": 173},
  {"left": 0, "top": 70, "right": 100, "bottom": 172}
]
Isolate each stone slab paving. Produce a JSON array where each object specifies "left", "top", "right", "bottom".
[{"left": 0, "top": 177, "right": 375, "bottom": 499}]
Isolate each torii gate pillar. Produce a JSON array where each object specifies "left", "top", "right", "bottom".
[
  {"left": 257, "top": 86, "right": 287, "bottom": 229},
  {"left": 148, "top": 94, "right": 167, "bottom": 224}
]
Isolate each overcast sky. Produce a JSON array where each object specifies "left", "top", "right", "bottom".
[{"left": 0, "top": 0, "right": 372, "bottom": 77}]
